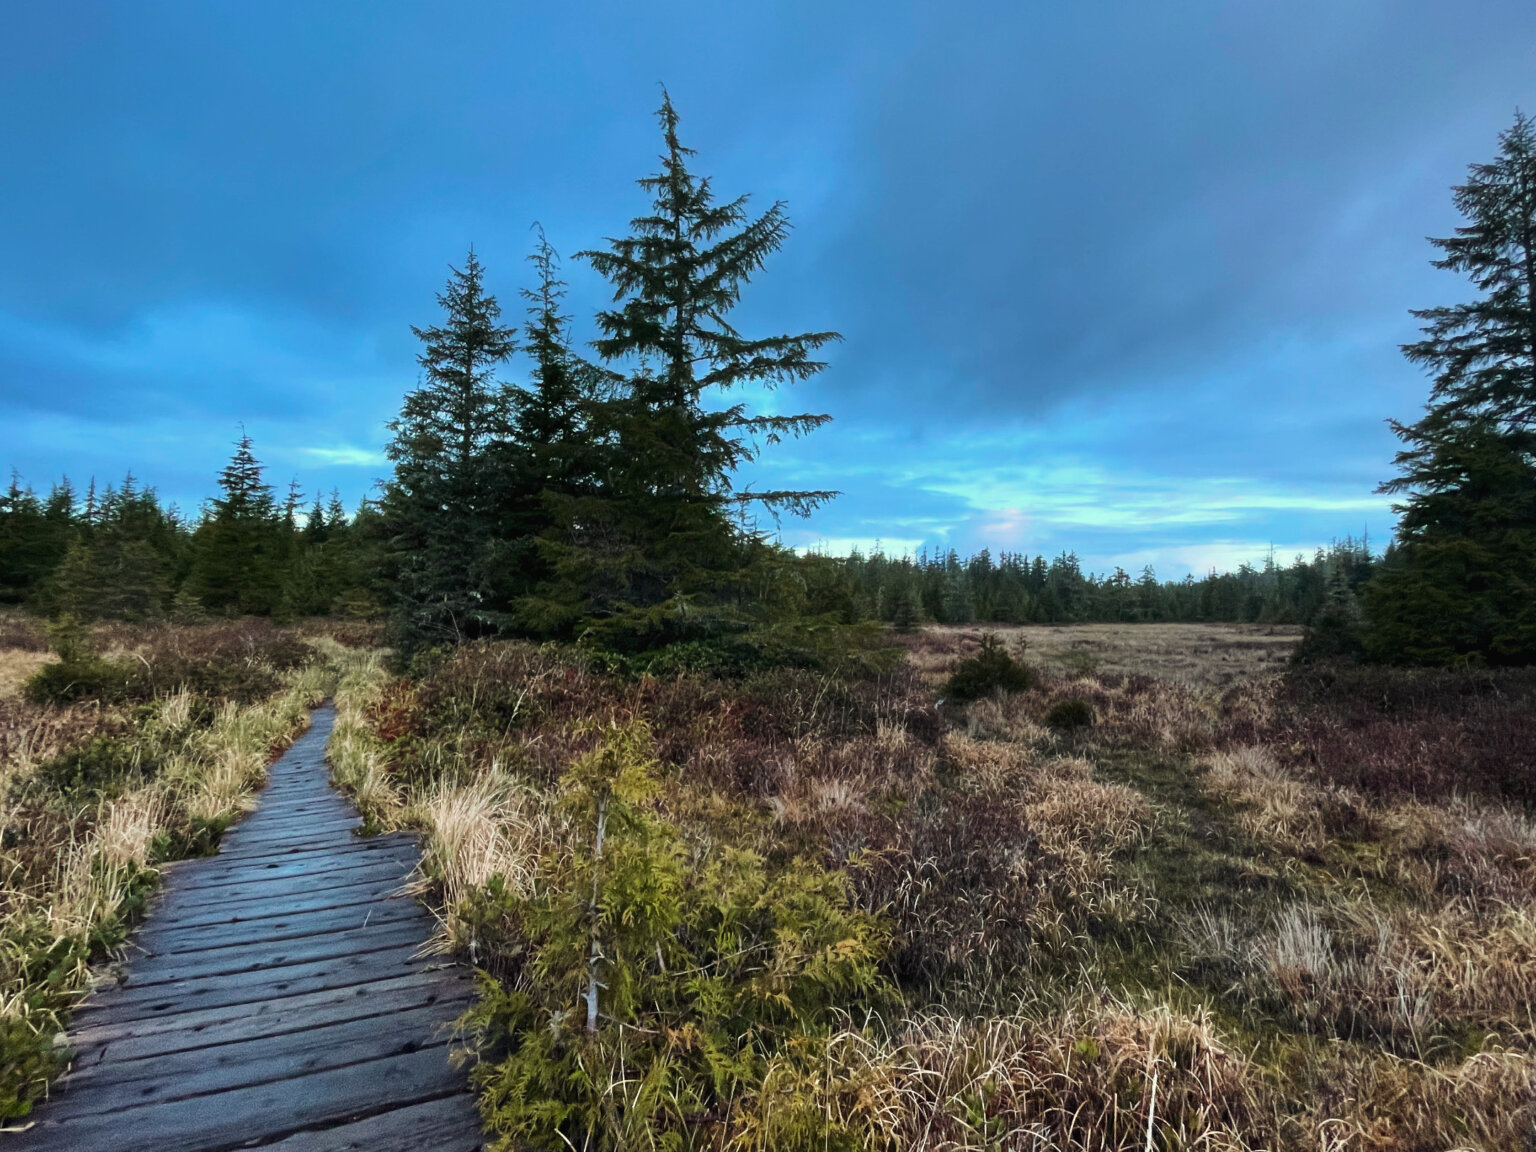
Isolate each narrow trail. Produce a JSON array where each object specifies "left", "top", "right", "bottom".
[{"left": 4, "top": 706, "right": 485, "bottom": 1152}]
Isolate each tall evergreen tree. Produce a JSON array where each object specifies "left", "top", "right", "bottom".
[
  {"left": 0, "top": 476, "right": 75, "bottom": 605},
  {"left": 54, "top": 476, "right": 182, "bottom": 620},
  {"left": 488, "top": 227, "right": 616, "bottom": 610},
  {"left": 516, "top": 225, "right": 609, "bottom": 496},
  {"left": 1366, "top": 113, "right": 1536, "bottom": 665},
  {"left": 526, "top": 92, "right": 839, "bottom": 650},
  {"left": 381, "top": 250, "right": 518, "bottom": 647},
  {"left": 184, "top": 433, "right": 285, "bottom": 615}
]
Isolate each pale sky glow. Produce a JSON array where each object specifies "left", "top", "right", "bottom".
[{"left": 2, "top": 2, "right": 1531, "bottom": 577}]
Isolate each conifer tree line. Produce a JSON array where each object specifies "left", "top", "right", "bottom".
[
  {"left": 1, "top": 101, "right": 1532, "bottom": 668},
  {"left": 0, "top": 436, "right": 381, "bottom": 622},
  {"left": 826, "top": 540, "right": 1378, "bottom": 629}
]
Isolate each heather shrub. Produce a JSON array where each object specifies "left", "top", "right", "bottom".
[
  {"left": 23, "top": 621, "right": 315, "bottom": 706},
  {"left": 132, "top": 623, "right": 315, "bottom": 702},
  {"left": 0, "top": 615, "right": 48, "bottom": 653},
  {"left": 1259, "top": 663, "right": 1536, "bottom": 803}
]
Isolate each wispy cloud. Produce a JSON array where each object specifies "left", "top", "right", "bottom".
[{"left": 298, "top": 445, "right": 387, "bottom": 467}]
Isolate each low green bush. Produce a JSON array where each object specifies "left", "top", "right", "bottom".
[
  {"left": 1045, "top": 697, "right": 1095, "bottom": 731},
  {"left": 0, "top": 1011, "right": 56, "bottom": 1120},
  {"left": 33, "top": 737, "right": 147, "bottom": 796},
  {"left": 942, "top": 633, "right": 1034, "bottom": 701},
  {"left": 23, "top": 656, "right": 134, "bottom": 706},
  {"left": 459, "top": 723, "right": 892, "bottom": 1151}
]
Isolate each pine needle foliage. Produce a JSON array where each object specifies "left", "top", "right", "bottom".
[
  {"left": 1368, "top": 113, "right": 1536, "bottom": 666},
  {"left": 495, "top": 228, "right": 618, "bottom": 609},
  {"left": 524, "top": 92, "right": 841, "bottom": 655},
  {"left": 459, "top": 722, "right": 892, "bottom": 1151},
  {"left": 381, "top": 250, "right": 518, "bottom": 649},
  {"left": 183, "top": 433, "right": 285, "bottom": 616}
]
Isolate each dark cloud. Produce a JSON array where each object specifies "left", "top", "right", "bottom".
[{"left": 2, "top": 1, "right": 1532, "bottom": 568}]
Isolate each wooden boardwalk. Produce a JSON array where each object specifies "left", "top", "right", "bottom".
[{"left": 3, "top": 705, "right": 485, "bottom": 1152}]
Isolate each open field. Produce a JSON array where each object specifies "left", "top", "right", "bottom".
[
  {"left": 911, "top": 621, "right": 1304, "bottom": 689},
  {"left": 322, "top": 621, "right": 1536, "bottom": 1151},
  {"left": 7, "top": 615, "right": 1534, "bottom": 1148}
]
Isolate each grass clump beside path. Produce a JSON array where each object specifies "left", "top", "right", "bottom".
[
  {"left": 330, "top": 625, "right": 1536, "bottom": 1151},
  {"left": 0, "top": 616, "right": 344, "bottom": 1120}
]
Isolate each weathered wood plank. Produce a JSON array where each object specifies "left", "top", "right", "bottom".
[
  {"left": 121, "top": 879, "right": 412, "bottom": 934},
  {"left": 257, "top": 1095, "right": 485, "bottom": 1152},
  {"left": 220, "top": 815, "right": 366, "bottom": 845},
  {"left": 7, "top": 1047, "right": 471, "bottom": 1152},
  {"left": 66, "top": 970, "right": 474, "bottom": 1056},
  {"left": 163, "top": 833, "right": 418, "bottom": 875},
  {"left": 54, "top": 1003, "right": 472, "bottom": 1104},
  {"left": 114, "top": 920, "right": 428, "bottom": 988},
  {"left": 145, "top": 856, "right": 416, "bottom": 910},
  {"left": 82, "top": 942, "right": 436, "bottom": 1021},
  {"left": 130, "top": 897, "right": 426, "bottom": 956},
  {"left": 159, "top": 845, "right": 419, "bottom": 895}
]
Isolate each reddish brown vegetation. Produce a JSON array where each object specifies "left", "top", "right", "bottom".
[{"left": 1250, "top": 664, "right": 1536, "bottom": 805}]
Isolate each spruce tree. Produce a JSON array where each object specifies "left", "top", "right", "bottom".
[
  {"left": 381, "top": 250, "right": 517, "bottom": 648},
  {"left": 184, "top": 433, "right": 285, "bottom": 615},
  {"left": 491, "top": 228, "right": 615, "bottom": 611},
  {"left": 516, "top": 225, "right": 609, "bottom": 498},
  {"left": 54, "top": 477, "right": 181, "bottom": 621},
  {"left": 528, "top": 92, "right": 839, "bottom": 651},
  {"left": 1366, "top": 113, "right": 1536, "bottom": 665}
]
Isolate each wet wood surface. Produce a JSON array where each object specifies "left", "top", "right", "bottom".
[{"left": 2, "top": 705, "right": 485, "bottom": 1152}]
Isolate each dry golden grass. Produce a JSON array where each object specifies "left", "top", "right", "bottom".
[
  {"left": 408, "top": 773, "right": 548, "bottom": 955},
  {"left": 913, "top": 621, "right": 1301, "bottom": 690},
  {"left": 336, "top": 628, "right": 1536, "bottom": 1151},
  {"left": 0, "top": 651, "right": 50, "bottom": 699},
  {"left": 773, "top": 998, "right": 1273, "bottom": 1151},
  {"left": 1205, "top": 745, "right": 1327, "bottom": 854}
]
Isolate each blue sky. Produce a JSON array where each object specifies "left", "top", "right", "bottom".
[{"left": 3, "top": 2, "right": 1533, "bottom": 576}]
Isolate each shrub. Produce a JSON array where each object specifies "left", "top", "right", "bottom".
[
  {"left": 1258, "top": 664, "right": 1536, "bottom": 803},
  {"left": 134, "top": 624, "right": 314, "bottom": 702},
  {"left": 459, "top": 723, "right": 892, "bottom": 1151},
  {"left": 942, "top": 633, "right": 1034, "bottom": 702},
  {"left": 1045, "top": 697, "right": 1095, "bottom": 731},
  {"left": 23, "top": 656, "right": 133, "bottom": 706},
  {"left": 0, "top": 1011, "right": 56, "bottom": 1119},
  {"left": 33, "top": 736, "right": 147, "bottom": 796},
  {"left": 21, "top": 621, "right": 314, "bottom": 706},
  {"left": 0, "top": 615, "right": 48, "bottom": 652}
]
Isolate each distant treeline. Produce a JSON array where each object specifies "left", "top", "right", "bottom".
[
  {"left": 828, "top": 541, "right": 1376, "bottom": 627},
  {"left": 0, "top": 453, "right": 1374, "bottom": 632},
  {"left": 0, "top": 454, "right": 381, "bottom": 622}
]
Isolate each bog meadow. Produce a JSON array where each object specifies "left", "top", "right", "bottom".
[{"left": 2, "top": 97, "right": 1535, "bottom": 1152}]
